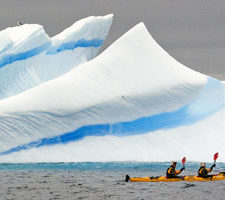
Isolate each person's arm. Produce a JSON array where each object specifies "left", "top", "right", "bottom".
[
  {"left": 207, "top": 168, "right": 212, "bottom": 173},
  {"left": 208, "top": 164, "right": 216, "bottom": 172},
  {"left": 175, "top": 169, "right": 181, "bottom": 174},
  {"left": 175, "top": 167, "right": 185, "bottom": 174}
]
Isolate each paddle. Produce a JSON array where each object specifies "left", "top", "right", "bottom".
[
  {"left": 182, "top": 157, "right": 186, "bottom": 168},
  {"left": 214, "top": 152, "right": 219, "bottom": 164}
]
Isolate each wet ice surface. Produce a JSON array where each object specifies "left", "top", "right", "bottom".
[{"left": 0, "top": 163, "right": 225, "bottom": 200}]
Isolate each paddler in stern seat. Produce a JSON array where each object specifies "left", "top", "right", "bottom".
[
  {"left": 198, "top": 162, "right": 216, "bottom": 178},
  {"left": 166, "top": 161, "right": 185, "bottom": 179}
]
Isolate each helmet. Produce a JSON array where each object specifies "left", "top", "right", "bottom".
[
  {"left": 172, "top": 161, "right": 177, "bottom": 166},
  {"left": 201, "top": 162, "right": 206, "bottom": 167}
]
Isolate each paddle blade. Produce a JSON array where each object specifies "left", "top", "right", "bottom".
[
  {"left": 214, "top": 152, "right": 219, "bottom": 161},
  {"left": 182, "top": 157, "right": 186, "bottom": 165}
]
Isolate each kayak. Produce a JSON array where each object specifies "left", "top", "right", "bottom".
[{"left": 125, "top": 172, "right": 225, "bottom": 182}]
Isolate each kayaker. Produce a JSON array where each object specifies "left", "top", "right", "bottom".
[
  {"left": 198, "top": 162, "right": 216, "bottom": 178},
  {"left": 166, "top": 161, "right": 185, "bottom": 178}
]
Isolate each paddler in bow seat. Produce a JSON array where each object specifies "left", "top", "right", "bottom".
[
  {"left": 198, "top": 162, "right": 216, "bottom": 178},
  {"left": 166, "top": 161, "right": 185, "bottom": 178}
]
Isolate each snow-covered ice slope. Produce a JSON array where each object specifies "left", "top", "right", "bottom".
[
  {"left": 0, "top": 22, "right": 224, "bottom": 162},
  {"left": 0, "top": 14, "right": 113, "bottom": 100},
  {"left": 0, "top": 24, "right": 50, "bottom": 57}
]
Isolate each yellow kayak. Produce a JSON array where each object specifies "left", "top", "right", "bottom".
[{"left": 125, "top": 172, "right": 225, "bottom": 182}]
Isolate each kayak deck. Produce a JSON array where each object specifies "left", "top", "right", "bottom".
[{"left": 126, "top": 172, "right": 225, "bottom": 182}]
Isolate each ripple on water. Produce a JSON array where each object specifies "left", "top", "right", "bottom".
[{"left": 0, "top": 163, "right": 224, "bottom": 199}]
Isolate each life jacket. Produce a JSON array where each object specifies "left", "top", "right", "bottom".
[
  {"left": 166, "top": 166, "right": 176, "bottom": 177},
  {"left": 198, "top": 167, "right": 208, "bottom": 177}
]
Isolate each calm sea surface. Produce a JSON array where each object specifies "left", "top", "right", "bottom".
[{"left": 0, "top": 162, "right": 225, "bottom": 200}]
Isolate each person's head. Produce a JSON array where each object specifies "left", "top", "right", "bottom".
[
  {"left": 200, "top": 162, "right": 206, "bottom": 167},
  {"left": 171, "top": 161, "right": 177, "bottom": 167}
]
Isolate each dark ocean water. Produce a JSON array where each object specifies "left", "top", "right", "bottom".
[{"left": 0, "top": 162, "right": 225, "bottom": 200}]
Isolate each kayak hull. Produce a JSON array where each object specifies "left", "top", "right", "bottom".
[{"left": 126, "top": 173, "right": 225, "bottom": 182}]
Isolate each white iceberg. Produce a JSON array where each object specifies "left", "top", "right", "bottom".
[
  {"left": 0, "top": 14, "right": 113, "bottom": 99},
  {"left": 0, "top": 20, "right": 224, "bottom": 163}
]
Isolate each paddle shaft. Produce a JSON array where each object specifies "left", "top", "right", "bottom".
[{"left": 182, "top": 157, "right": 186, "bottom": 168}]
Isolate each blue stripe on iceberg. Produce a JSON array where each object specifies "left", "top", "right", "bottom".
[
  {"left": 0, "top": 42, "right": 51, "bottom": 69},
  {"left": 0, "top": 77, "right": 224, "bottom": 155},
  {"left": 0, "top": 39, "right": 103, "bottom": 68},
  {"left": 46, "top": 39, "right": 104, "bottom": 54}
]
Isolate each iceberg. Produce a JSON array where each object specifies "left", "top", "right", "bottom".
[
  {"left": 0, "top": 19, "right": 224, "bottom": 163},
  {"left": 0, "top": 14, "right": 113, "bottom": 99}
]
